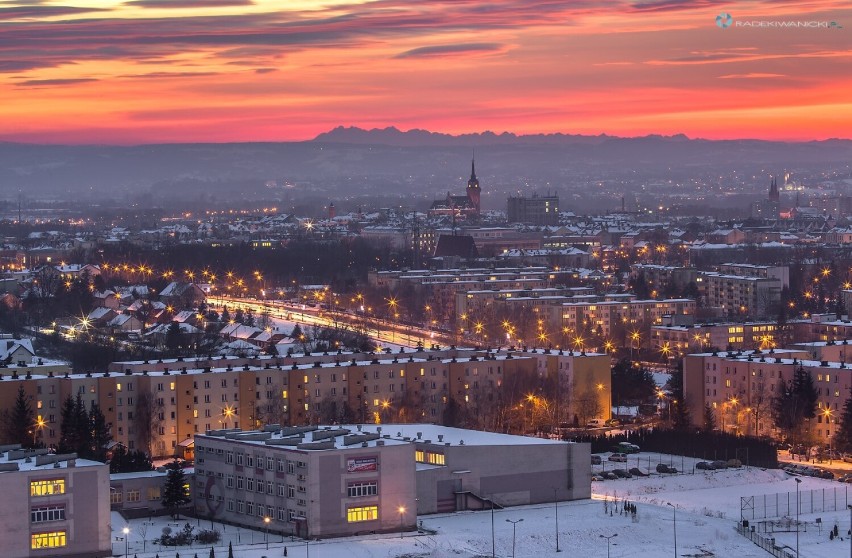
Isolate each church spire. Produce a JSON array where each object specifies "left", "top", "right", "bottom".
[
  {"left": 470, "top": 150, "right": 476, "bottom": 181},
  {"left": 769, "top": 175, "right": 779, "bottom": 202}
]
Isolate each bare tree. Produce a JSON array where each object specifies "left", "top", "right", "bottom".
[{"left": 133, "top": 392, "right": 163, "bottom": 456}]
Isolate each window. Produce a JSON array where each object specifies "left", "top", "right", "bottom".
[
  {"left": 126, "top": 490, "right": 141, "bottom": 503},
  {"left": 347, "top": 506, "right": 379, "bottom": 523},
  {"left": 237, "top": 476, "right": 245, "bottom": 490},
  {"left": 227, "top": 452, "right": 234, "bottom": 464},
  {"left": 287, "top": 462, "right": 295, "bottom": 474},
  {"left": 246, "top": 502, "right": 254, "bottom": 516},
  {"left": 237, "top": 500, "right": 245, "bottom": 514},
  {"left": 110, "top": 491, "right": 123, "bottom": 504},
  {"left": 277, "top": 459, "right": 285, "bottom": 473},
  {"left": 288, "top": 485, "right": 295, "bottom": 498},
  {"left": 227, "top": 475, "right": 235, "bottom": 489},
  {"left": 228, "top": 499, "right": 235, "bottom": 512},
  {"left": 30, "top": 479, "right": 65, "bottom": 497},
  {"left": 347, "top": 482, "right": 378, "bottom": 498},
  {"left": 31, "top": 531, "right": 66, "bottom": 550},
  {"left": 267, "top": 457, "right": 274, "bottom": 470},
  {"left": 247, "top": 478, "right": 254, "bottom": 492},
  {"left": 236, "top": 453, "right": 244, "bottom": 466},
  {"left": 278, "top": 507, "right": 287, "bottom": 521},
  {"left": 147, "top": 487, "right": 161, "bottom": 501},
  {"left": 247, "top": 455, "right": 254, "bottom": 468},
  {"left": 31, "top": 505, "right": 65, "bottom": 523}
]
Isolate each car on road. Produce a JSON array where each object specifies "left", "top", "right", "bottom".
[
  {"left": 609, "top": 453, "right": 628, "bottom": 462},
  {"left": 587, "top": 419, "right": 606, "bottom": 428},
  {"left": 604, "top": 418, "right": 621, "bottom": 427}
]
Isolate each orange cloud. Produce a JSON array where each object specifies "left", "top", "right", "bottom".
[{"left": 0, "top": 0, "right": 849, "bottom": 143}]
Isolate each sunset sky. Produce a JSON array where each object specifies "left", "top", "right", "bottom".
[{"left": 0, "top": 0, "right": 850, "bottom": 144}]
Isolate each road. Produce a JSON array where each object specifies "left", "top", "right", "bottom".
[{"left": 209, "top": 296, "right": 459, "bottom": 348}]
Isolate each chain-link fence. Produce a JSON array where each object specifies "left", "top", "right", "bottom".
[{"left": 741, "top": 486, "right": 850, "bottom": 521}]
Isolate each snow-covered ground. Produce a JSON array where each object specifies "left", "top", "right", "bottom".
[{"left": 112, "top": 457, "right": 852, "bottom": 558}]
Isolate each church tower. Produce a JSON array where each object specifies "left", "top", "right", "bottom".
[
  {"left": 466, "top": 157, "right": 481, "bottom": 214},
  {"left": 768, "top": 176, "right": 779, "bottom": 202}
]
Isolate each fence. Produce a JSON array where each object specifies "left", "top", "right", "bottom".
[
  {"left": 736, "top": 524, "right": 797, "bottom": 558},
  {"left": 740, "top": 486, "right": 849, "bottom": 521}
]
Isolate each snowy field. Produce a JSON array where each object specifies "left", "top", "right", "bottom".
[{"left": 112, "top": 456, "right": 852, "bottom": 558}]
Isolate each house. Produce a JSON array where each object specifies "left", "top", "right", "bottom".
[
  {"left": 91, "top": 290, "right": 120, "bottom": 310},
  {"left": 159, "top": 282, "right": 206, "bottom": 308},
  {"left": 0, "top": 337, "right": 35, "bottom": 365},
  {"left": 86, "top": 307, "right": 117, "bottom": 327},
  {"left": 107, "top": 314, "right": 143, "bottom": 333}
]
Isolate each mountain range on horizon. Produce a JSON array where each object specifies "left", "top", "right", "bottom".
[{"left": 1, "top": 126, "right": 851, "bottom": 206}]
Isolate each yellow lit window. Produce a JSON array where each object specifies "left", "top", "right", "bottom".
[
  {"left": 415, "top": 450, "right": 425, "bottom": 462},
  {"left": 347, "top": 505, "right": 378, "bottom": 523},
  {"left": 31, "top": 531, "right": 66, "bottom": 550},
  {"left": 400, "top": 369, "right": 405, "bottom": 377},
  {"left": 30, "top": 479, "right": 65, "bottom": 497},
  {"left": 116, "top": 383, "right": 122, "bottom": 392},
  {"left": 193, "top": 409, "right": 198, "bottom": 418},
  {"left": 170, "top": 382, "right": 175, "bottom": 391},
  {"left": 427, "top": 452, "right": 446, "bottom": 465},
  {"left": 282, "top": 390, "right": 288, "bottom": 399}
]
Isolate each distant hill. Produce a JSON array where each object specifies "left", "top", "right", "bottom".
[
  {"left": 313, "top": 125, "right": 618, "bottom": 146},
  {"left": 1, "top": 127, "right": 851, "bottom": 205}
]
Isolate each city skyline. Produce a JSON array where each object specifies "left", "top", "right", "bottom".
[{"left": 0, "top": 0, "right": 850, "bottom": 144}]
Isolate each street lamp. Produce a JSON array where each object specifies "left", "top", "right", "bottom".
[
  {"left": 122, "top": 526, "right": 130, "bottom": 558},
  {"left": 553, "top": 488, "right": 561, "bottom": 553},
  {"left": 398, "top": 506, "right": 406, "bottom": 538},
  {"left": 264, "top": 516, "right": 270, "bottom": 550},
  {"left": 487, "top": 497, "right": 495, "bottom": 558},
  {"left": 599, "top": 534, "right": 617, "bottom": 558},
  {"left": 796, "top": 478, "right": 802, "bottom": 557},
  {"left": 667, "top": 503, "right": 677, "bottom": 558},
  {"left": 506, "top": 518, "right": 523, "bottom": 558}
]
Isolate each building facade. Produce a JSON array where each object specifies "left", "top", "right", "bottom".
[{"left": 0, "top": 448, "right": 111, "bottom": 558}]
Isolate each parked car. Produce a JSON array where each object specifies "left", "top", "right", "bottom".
[
  {"left": 696, "top": 461, "right": 713, "bottom": 470},
  {"left": 591, "top": 455, "right": 603, "bottom": 465},
  {"left": 587, "top": 419, "right": 606, "bottom": 428},
  {"left": 629, "top": 467, "right": 649, "bottom": 477},
  {"left": 591, "top": 474, "right": 605, "bottom": 482},
  {"left": 604, "top": 418, "right": 621, "bottom": 427},
  {"left": 656, "top": 463, "right": 678, "bottom": 474},
  {"left": 603, "top": 472, "right": 619, "bottom": 480},
  {"left": 609, "top": 453, "right": 628, "bottom": 462},
  {"left": 612, "top": 468, "right": 632, "bottom": 478},
  {"left": 727, "top": 459, "right": 743, "bottom": 468},
  {"left": 614, "top": 442, "right": 641, "bottom": 454},
  {"left": 710, "top": 460, "right": 728, "bottom": 470}
]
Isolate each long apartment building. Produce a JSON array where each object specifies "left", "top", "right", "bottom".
[
  {"left": 560, "top": 299, "right": 695, "bottom": 341},
  {"left": 1, "top": 347, "right": 610, "bottom": 457},
  {"left": 683, "top": 349, "right": 848, "bottom": 440}
]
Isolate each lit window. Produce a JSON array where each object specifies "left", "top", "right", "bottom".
[
  {"left": 31, "top": 531, "right": 66, "bottom": 550},
  {"left": 347, "top": 505, "right": 379, "bottom": 522},
  {"left": 30, "top": 479, "right": 65, "bottom": 497}
]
